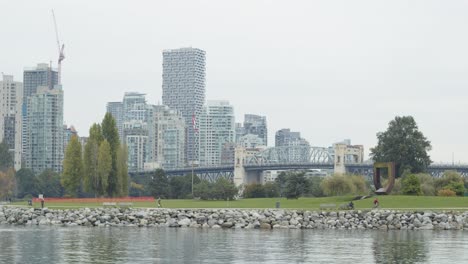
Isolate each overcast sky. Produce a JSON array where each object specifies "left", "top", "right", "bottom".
[{"left": 1, "top": 0, "right": 468, "bottom": 163}]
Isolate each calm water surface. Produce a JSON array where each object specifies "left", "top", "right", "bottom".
[{"left": 0, "top": 226, "right": 467, "bottom": 263}]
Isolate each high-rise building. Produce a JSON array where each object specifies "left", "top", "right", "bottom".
[
  {"left": 238, "top": 134, "right": 265, "bottom": 148},
  {"left": 275, "top": 128, "right": 301, "bottom": 147},
  {"left": 162, "top": 47, "right": 206, "bottom": 165},
  {"left": 63, "top": 125, "right": 78, "bottom": 151},
  {"left": 123, "top": 120, "right": 148, "bottom": 172},
  {"left": 22, "top": 64, "right": 59, "bottom": 170},
  {"left": 23, "top": 63, "right": 58, "bottom": 97},
  {"left": 24, "top": 86, "right": 64, "bottom": 174},
  {"left": 275, "top": 128, "right": 310, "bottom": 163},
  {"left": 149, "top": 105, "right": 185, "bottom": 170},
  {"left": 106, "top": 102, "right": 123, "bottom": 140},
  {"left": 199, "top": 101, "right": 235, "bottom": 166},
  {"left": 0, "top": 75, "right": 23, "bottom": 170},
  {"left": 243, "top": 114, "right": 268, "bottom": 146}
]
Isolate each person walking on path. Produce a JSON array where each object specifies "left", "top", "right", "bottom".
[
  {"left": 40, "top": 197, "right": 45, "bottom": 209},
  {"left": 157, "top": 197, "right": 162, "bottom": 208},
  {"left": 373, "top": 197, "right": 379, "bottom": 208}
]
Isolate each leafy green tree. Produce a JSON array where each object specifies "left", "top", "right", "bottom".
[
  {"left": 0, "top": 140, "right": 13, "bottom": 172},
  {"left": 83, "top": 123, "right": 103, "bottom": 194},
  {"left": 0, "top": 168, "right": 16, "bottom": 199},
  {"left": 37, "top": 169, "right": 63, "bottom": 197},
  {"left": 61, "top": 135, "right": 83, "bottom": 197},
  {"left": 284, "top": 172, "right": 310, "bottom": 199},
  {"left": 308, "top": 177, "right": 325, "bottom": 197},
  {"left": 129, "top": 181, "right": 146, "bottom": 197},
  {"left": 95, "top": 140, "right": 112, "bottom": 196},
  {"left": 264, "top": 182, "right": 280, "bottom": 197},
  {"left": 401, "top": 174, "right": 422, "bottom": 195},
  {"left": 148, "top": 169, "right": 170, "bottom": 198},
  {"left": 275, "top": 171, "right": 288, "bottom": 197},
  {"left": 194, "top": 180, "right": 213, "bottom": 200},
  {"left": 15, "top": 168, "right": 38, "bottom": 198},
  {"left": 212, "top": 178, "right": 238, "bottom": 200},
  {"left": 102, "top": 113, "right": 120, "bottom": 197},
  {"left": 370, "top": 116, "right": 432, "bottom": 176},
  {"left": 243, "top": 183, "right": 266, "bottom": 198},
  {"left": 320, "top": 174, "right": 355, "bottom": 196},
  {"left": 117, "top": 144, "right": 129, "bottom": 196}
]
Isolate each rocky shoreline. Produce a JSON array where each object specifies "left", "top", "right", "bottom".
[{"left": 1, "top": 207, "right": 468, "bottom": 230}]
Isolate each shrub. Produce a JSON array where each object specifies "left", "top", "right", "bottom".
[
  {"left": 243, "top": 183, "right": 266, "bottom": 198},
  {"left": 420, "top": 183, "right": 436, "bottom": 196},
  {"left": 349, "top": 175, "right": 369, "bottom": 195},
  {"left": 401, "top": 174, "right": 422, "bottom": 195},
  {"left": 435, "top": 171, "right": 465, "bottom": 196},
  {"left": 437, "top": 189, "right": 456, "bottom": 197},
  {"left": 320, "top": 174, "right": 355, "bottom": 196},
  {"left": 307, "top": 177, "right": 325, "bottom": 197},
  {"left": 390, "top": 178, "right": 402, "bottom": 195}
]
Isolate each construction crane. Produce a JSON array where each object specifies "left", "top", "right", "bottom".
[{"left": 52, "top": 10, "right": 65, "bottom": 85}]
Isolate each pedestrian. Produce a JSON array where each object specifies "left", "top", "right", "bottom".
[
  {"left": 373, "top": 197, "right": 379, "bottom": 208},
  {"left": 40, "top": 197, "right": 45, "bottom": 209},
  {"left": 348, "top": 201, "right": 354, "bottom": 210},
  {"left": 157, "top": 197, "right": 162, "bottom": 208}
]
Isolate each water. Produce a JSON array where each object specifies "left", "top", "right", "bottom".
[{"left": 0, "top": 226, "right": 467, "bottom": 263}]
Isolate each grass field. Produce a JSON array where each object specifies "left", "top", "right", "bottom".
[{"left": 10, "top": 195, "right": 468, "bottom": 210}]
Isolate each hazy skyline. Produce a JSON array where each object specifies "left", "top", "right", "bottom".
[{"left": 1, "top": 0, "right": 468, "bottom": 163}]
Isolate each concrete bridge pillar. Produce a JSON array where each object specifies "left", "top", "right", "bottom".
[
  {"left": 233, "top": 147, "right": 247, "bottom": 186},
  {"left": 334, "top": 144, "right": 347, "bottom": 174}
]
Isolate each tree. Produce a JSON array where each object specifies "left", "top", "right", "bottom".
[
  {"left": 96, "top": 140, "right": 112, "bottom": 197},
  {"left": 263, "top": 182, "right": 280, "bottom": 197},
  {"left": 435, "top": 171, "right": 465, "bottom": 196},
  {"left": 117, "top": 144, "right": 129, "bottom": 196},
  {"left": 284, "top": 172, "right": 310, "bottom": 199},
  {"left": 275, "top": 172, "right": 288, "bottom": 197},
  {"left": 102, "top": 113, "right": 121, "bottom": 197},
  {"left": 401, "top": 174, "right": 422, "bottom": 195},
  {"left": 0, "top": 140, "right": 13, "bottom": 172},
  {"left": 83, "top": 124, "right": 103, "bottom": 194},
  {"left": 61, "top": 135, "right": 83, "bottom": 197},
  {"left": 148, "top": 169, "right": 170, "bottom": 198},
  {"left": 193, "top": 180, "right": 213, "bottom": 200},
  {"left": 370, "top": 116, "right": 432, "bottom": 176},
  {"left": 15, "top": 168, "right": 38, "bottom": 198},
  {"left": 212, "top": 178, "right": 238, "bottom": 200},
  {"left": 320, "top": 174, "right": 355, "bottom": 196},
  {"left": 307, "top": 177, "right": 325, "bottom": 197},
  {"left": 0, "top": 168, "right": 16, "bottom": 199},
  {"left": 243, "top": 183, "right": 266, "bottom": 198},
  {"left": 37, "top": 169, "right": 63, "bottom": 197}
]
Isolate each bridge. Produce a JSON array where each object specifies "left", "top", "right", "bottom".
[{"left": 134, "top": 145, "right": 468, "bottom": 185}]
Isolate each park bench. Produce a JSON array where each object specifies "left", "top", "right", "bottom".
[
  {"left": 319, "top": 203, "right": 336, "bottom": 210},
  {"left": 102, "top": 202, "right": 117, "bottom": 207},
  {"left": 118, "top": 202, "right": 133, "bottom": 208}
]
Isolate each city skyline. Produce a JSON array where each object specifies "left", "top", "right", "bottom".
[{"left": 1, "top": 1, "right": 468, "bottom": 163}]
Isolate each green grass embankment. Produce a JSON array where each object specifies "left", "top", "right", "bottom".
[{"left": 9, "top": 195, "right": 468, "bottom": 210}]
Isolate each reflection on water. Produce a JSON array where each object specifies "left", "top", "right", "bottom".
[{"left": 1, "top": 226, "right": 468, "bottom": 263}]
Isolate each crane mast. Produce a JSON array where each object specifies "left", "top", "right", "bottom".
[{"left": 52, "top": 10, "right": 65, "bottom": 85}]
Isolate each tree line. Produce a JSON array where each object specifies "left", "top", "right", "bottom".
[
  {"left": 131, "top": 169, "right": 238, "bottom": 201},
  {"left": 0, "top": 113, "right": 129, "bottom": 199}
]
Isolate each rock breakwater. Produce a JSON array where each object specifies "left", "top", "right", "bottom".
[{"left": 1, "top": 207, "right": 468, "bottom": 230}]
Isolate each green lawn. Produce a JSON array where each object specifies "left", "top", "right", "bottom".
[{"left": 10, "top": 196, "right": 468, "bottom": 210}]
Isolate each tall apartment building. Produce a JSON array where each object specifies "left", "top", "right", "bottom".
[
  {"left": 275, "top": 128, "right": 310, "bottom": 163},
  {"left": 123, "top": 120, "right": 148, "bottom": 172},
  {"left": 24, "top": 86, "right": 64, "bottom": 174},
  {"left": 199, "top": 101, "right": 235, "bottom": 166},
  {"left": 63, "top": 125, "right": 78, "bottom": 151},
  {"left": 22, "top": 64, "right": 60, "bottom": 173},
  {"left": 106, "top": 102, "right": 123, "bottom": 140},
  {"left": 243, "top": 114, "right": 268, "bottom": 146},
  {"left": 0, "top": 75, "right": 23, "bottom": 170},
  {"left": 149, "top": 105, "right": 186, "bottom": 170},
  {"left": 236, "top": 114, "right": 268, "bottom": 146},
  {"left": 162, "top": 47, "right": 206, "bottom": 165}
]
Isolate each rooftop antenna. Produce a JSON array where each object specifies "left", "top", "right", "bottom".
[{"left": 52, "top": 9, "right": 65, "bottom": 85}]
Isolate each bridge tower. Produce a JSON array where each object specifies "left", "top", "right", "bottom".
[
  {"left": 233, "top": 147, "right": 247, "bottom": 186},
  {"left": 334, "top": 143, "right": 364, "bottom": 174}
]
